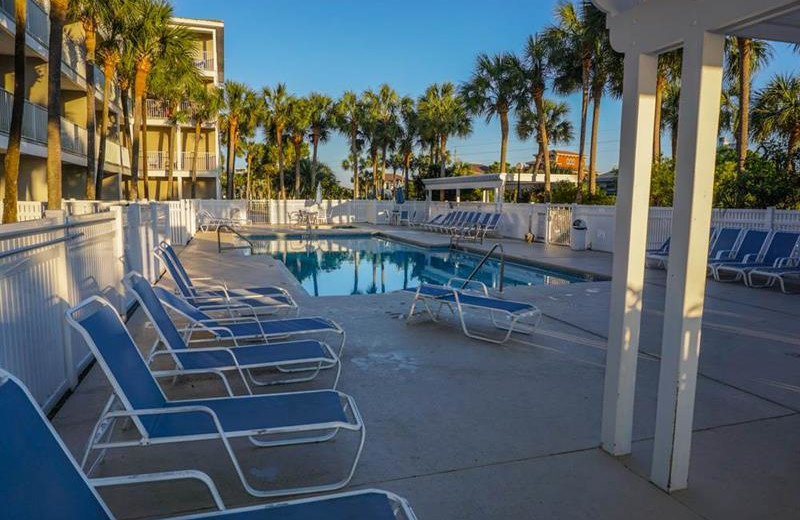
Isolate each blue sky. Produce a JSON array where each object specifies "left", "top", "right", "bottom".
[{"left": 173, "top": 0, "right": 798, "bottom": 187}]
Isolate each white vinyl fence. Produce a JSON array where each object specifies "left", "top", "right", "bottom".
[{"left": 0, "top": 200, "right": 195, "bottom": 411}]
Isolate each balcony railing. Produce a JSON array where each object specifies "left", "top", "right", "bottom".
[
  {"left": 139, "top": 151, "right": 217, "bottom": 171},
  {"left": 181, "top": 152, "right": 217, "bottom": 171},
  {"left": 0, "top": 0, "right": 50, "bottom": 47},
  {"left": 146, "top": 99, "right": 193, "bottom": 120},
  {"left": 193, "top": 51, "right": 215, "bottom": 72},
  {"left": 0, "top": 88, "right": 88, "bottom": 156}
]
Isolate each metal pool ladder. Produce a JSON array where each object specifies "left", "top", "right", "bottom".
[
  {"left": 217, "top": 225, "right": 254, "bottom": 254},
  {"left": 461, "top": 242, "right": 506, "bottom": 293}
]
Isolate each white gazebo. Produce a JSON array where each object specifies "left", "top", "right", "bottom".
[
  {"left": 593, "top": 0, "right": 800, "bottom": 492},
  {"left": 422, "top": 173, "right": 507, "bottom": 208}
]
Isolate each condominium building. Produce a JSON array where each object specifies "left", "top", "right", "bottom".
[
  {"left": 139, "top": 17, "right": 224, "bottom": 200},
  {"left": 0, "top": 2, "right": 224, "bottom": 202}
]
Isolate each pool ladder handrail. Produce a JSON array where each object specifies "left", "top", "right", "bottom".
[
  {"left": 462, "top": 243, "right": 505, "bottom": 293},
  {"left": 217, "top": 224, "right": 254, "bottom": 254}
]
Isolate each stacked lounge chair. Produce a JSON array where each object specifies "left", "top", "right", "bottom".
[
  {"left": 0, "top": 369, "right": 417, "bottom": 518},
  {"left": 714, "top": 231, "right": 800, "bottom": 282}
]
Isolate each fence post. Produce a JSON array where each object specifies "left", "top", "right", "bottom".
[
  {"left": 127, "top": 204, "right": 146, "bottom": 280},
  {"left": 149, "top": 204, "right": 160, "bottom": 279},
  {"left": 111, "top": 206, "right": 126, "bottom": 312},
  {"left": 45, "top": 209, "right": 78, "bottom": 389},
  {"left": 766, "top": 206, "right": 775, "bottom": 231}
]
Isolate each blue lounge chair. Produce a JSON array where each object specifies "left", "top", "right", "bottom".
[
  {"left": 153, "top": 286, "right": 346, "bottom": 356},
  {"left": 474, "top": 213, "right": 503, "bottom": 242},
  {"left": 156, "top": 242, "right": 298, "bottom": 315},
  {"left": 447, "top": 211, "right": 481, "bottom": 236},
  {"left": 406, "top": 278, "right": 542, "bottom": 344},
  {"left": 428, "top": 211, "right": 459, "bottom": 232},
  {"left": 0, "top": 370, "right": 416, "bottom": 519},
  {"left": 65, "top": 297, "right": 364, "bottom": 498},
  {"left": 124, "top": 272, "right": 340, "bottom": 390},
  {"left": 708, "top": 229, "right": 770, "bottom": 279},
  {"left": 410, "top": 212, "right": 443, "bottom": 229},
  {"left": 441, "top": 211, "right": 472, "bottom": 234},
  {"left": 746, "top": 262, "right": 800, "bottom": 293},
  {"left": 714, "top": 231, "right": 800, "bottom": 282}
]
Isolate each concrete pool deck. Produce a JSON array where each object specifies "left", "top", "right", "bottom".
[{"left": 52, "top": 225, "right": 800, "bottom": 519}]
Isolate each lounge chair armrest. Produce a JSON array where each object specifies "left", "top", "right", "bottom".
[
  {"left": 713, "top": 250, "right": 734, "bottom": 260},
  {"left": 151, "top": 367, "right": 235, "bottom": 396},
  {"left": 742, "top": 253, "right": 758, "bottom": 263},
  {"left": 90, "top": 470, "right": 226, "bottom": 512},
  {"left": 447, "top": 277, "right": 490, "bottom": 296}
]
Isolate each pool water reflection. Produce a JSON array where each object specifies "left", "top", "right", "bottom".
[{"left": 252, "top": 235, "right": 591, "bottom": 297}]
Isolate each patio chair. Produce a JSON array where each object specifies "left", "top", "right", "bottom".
[
  {"left": 427, "top": 211, "right": 459, "bottom": 232},
  {"left": 65, "top": 297, "right": 364, "bottom": 498},
  {"left": 124, "top": 272, "right": 340, "bottom": 390},
  {"left": 746, "top": 261, "right": 800, "bottom": 293},
  {"left": 0, "top": 370, "right": 417, "bottom": 519},
  {"left": 446, "top": 211, "right": 481, "bottom": 236},
  {"left": 156, "top": 242, "right": 298, "bottom": 316},
  {"left": 198, "top": 209, "right": 242, "bottom": 233},
  {"left": 476, "top": 213, "right": 503, "bottom": 241},
  {"left": 405, "top": 278, "right": 542, "bottom": 344},
  {"left": 153, "top": 286, "right": 346, "bottom": 357},
  {"left": 714, "top": 231, "right": 800, "bottom": 282},
  {"left": 708, "top": 229, "right": 770, "bottom": 279},
  {"left": 645, "top": 238, "right": 670, "bottom": 268},
  {"left": 441, "top": 211, "right": 473, "bottom": 234},
  {"left": 409, "top": 213, "right": 442, "bottom": 229}
]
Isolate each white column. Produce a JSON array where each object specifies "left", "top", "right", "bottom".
[
  {"left": 601, "top": 50, "right": 658, "bottom": 456},
  {"left": 651, "top": 30, "right": 724, "bottom": 492},
  {"left": 456, "top": 189, "right": 461, "bottom": 203}
]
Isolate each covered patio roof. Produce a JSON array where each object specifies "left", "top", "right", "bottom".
[
  {"left": 422, "top": 173, "right": 507, "bottom": 191},
  {"left": 592, "top": 0, "right": 800, "bottom": 494}
]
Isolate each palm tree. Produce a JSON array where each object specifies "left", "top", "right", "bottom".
[
  {"left": 547, "top": 1, "right": 606, "bottom": 201},
  {"left": 725, "top": 37, "right": 773, "bottom": 175},
  {"left": 186, "top": 85, "right": 221, "bottom": 198},
  {"left": 70, "top": 0, "right": 115, "bottom": 199},
  {"left": 522, "top": 33, "right": 556, "bottom": 200},
  {"left": 661, "top": 82, "right": 680, "bottom": 162},
  {"left": 149, "top": 62, "right": 200, "bottom": 199},
  {"left": 363, "top": 85, "right": 400, "bottom": 199},
  {"left": 461, "top": 53, "right": 526, "bottom": 175},
  {"left": 588, "top": 25, "right": 622, "bottom": 195},
  {"left": 418, "top": 83, "right": 472, "bottom": 184},
  {"left": 127, "top": 0, "right": 194, "bottom": 200},
  {"left": 116, "top": 50, "right": 136, "bottom": 197},
  {"left": 653, "top": 50, "right": 682, "bottom": 163},
  {"left": 263, "top": 83, "right": 292, "bottom": 199},
  {"left": 397, "top": 97, "right": 418, "bottom": 196},
  {"left": 2, "top": 0, "right": 26, "bottom": 223},
  {"left": 333, "top": 92, "right": 363, "bottom": 198},
  {"left": 360, "top": 90, "right": 382, "bottom": 199},
  {"left": 751, "top": 74, "right": 800, "bottom": 173},
  {"left": 47, "top": 0, "right": 70, "bottom": 209},
  {"left": 307, "top": 93, "right": 333, "bottom": 196},
  {"left": 95, "top": 0, "right": 126, "bottom": 199},
  {"left": 219, "top": 81, "right": 254, "bottom": 199},
  {"left": 287, "top": 96, "right": 311, "bottom": 198},
  {"left": 517, "top": 99, "right": 574, "bottom": 175}
]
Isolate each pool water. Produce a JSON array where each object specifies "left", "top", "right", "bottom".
[{"left": 250, "top": 235, "right": 591, "bottom": 297}]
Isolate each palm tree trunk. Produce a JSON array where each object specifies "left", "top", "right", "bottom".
[
  {"left": 404, "top": 153, "right": 411, "bottom": 197},
  {"left": 131, "top": 61, "right": 150, "bottom": 200},
  {"left": 96, "top": 60, "right": 114, "bottom": 200},
  {"left": 293, "top": 140, "right": 302, "bottom": 197},
  {"left": 534, "top": 93, "right": 551, "bottom": 202},
  {"left": 787, "top": 128, "right": 800, "bottom": 173},
  {"left": 191, "top": 120, "right": 200, "bottom": 198},
  {"left": 83, "top": 20, "right": 97, "bottom": 200},
  {"left": 120, "top": 85, "right": 134, "bottom": 199},
  {"left": 311, "top": 132, "right": 320, "bottom": 194},
  {"left": 380, "top": 145, "right": 388, "bottom": 200},
  {"left": 277, "top": 130, "right": 286, "bottom": 199},
  {"left": 653, "top": 71, "right": 664, "bottom": 163},
  {"left": 499, "top": 109, "right": 509, "bottom": 173},
  {"left": 142, "top": 99, "right": 150, "bottom": 199},
  {"left": 226, "top": 121, "right": 237, "bottom": 199},
  {"left": 671, "top": 123, "right": 678, "bottom": 163},
  {"left": 2, "top": 0, "right": 26, "bottom": 223},
  {"left": 350, "top": 132, "right": 359, "bottom": 198},
  {"left": 589, "top": 88, "right": 602, "bottom": 195},
  {"left": 737, "top": 37, "right": 751, "bottom": 177},
  {"left": 47, "top": 0, "right": 69, "bottom": 209},
  {"left": 167, "top": 118, "right": 176, "bottom": 200},
  {"left": 372, "top": 149, "right": 379, "bottom": 199},
  {"left": 576, "top": 58, "right": 591, "bottom": 203},
  {"left": 246, "top": 153, "right": 252, "bottom": 200}
]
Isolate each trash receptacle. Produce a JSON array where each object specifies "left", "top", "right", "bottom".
[{"left": 571, "top": 219, "right": 588, "bottom": 251}]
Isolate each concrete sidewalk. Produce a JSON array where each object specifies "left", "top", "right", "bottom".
[{"left": 53, "top": 228, "right": 800, "bottom": 519}]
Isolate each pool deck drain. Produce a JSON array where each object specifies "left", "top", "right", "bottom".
[{"left": 52, "top": 226, "right": 800, "bottom": 519}]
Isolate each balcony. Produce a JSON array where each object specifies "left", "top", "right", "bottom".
[
  {"left": 139, "top": 151, "right": 217, "bottom": 171},
  {"left": 0, "top": 0, "right": 49, "bottom": 47},
  {"left": 193, "top": 50, "right": 215, "bottom": 72},
  {"left": 0, "top": 87, "right": 88, "bottom": 156}
]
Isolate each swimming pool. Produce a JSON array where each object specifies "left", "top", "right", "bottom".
[{"left": 248, "top": 234, "right": 592, "bottom": 297}]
